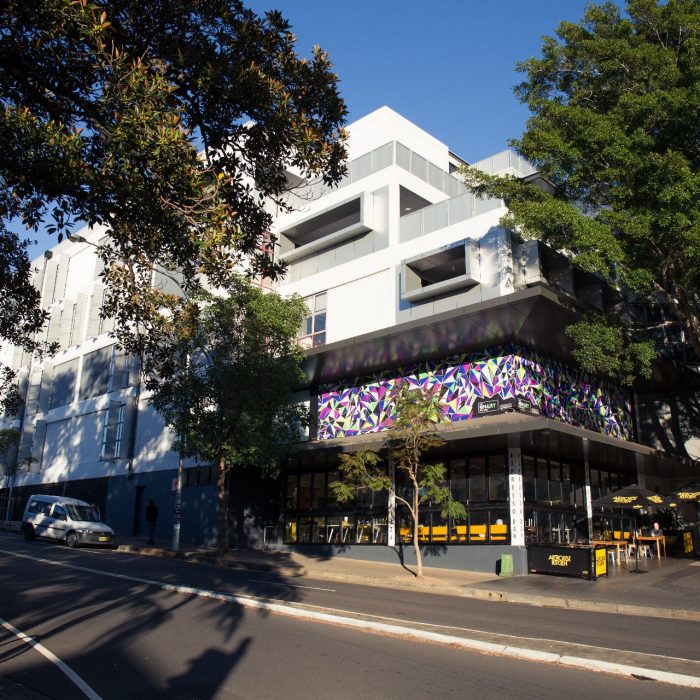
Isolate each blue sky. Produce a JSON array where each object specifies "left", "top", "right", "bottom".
[
  {"left": 248, "top": 0, "right": 595, "bottom": 161},
  {"left": 26, "top": 0, "right": 598, "bottom": 258}
]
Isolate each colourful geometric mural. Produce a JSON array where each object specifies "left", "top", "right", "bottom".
[{"left": 317, "top": 346, "right": 633, "bottom": 441}]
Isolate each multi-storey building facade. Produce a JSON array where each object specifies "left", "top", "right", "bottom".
[{"left": 1, "top": 107, "right": 697, "bottom": 573}]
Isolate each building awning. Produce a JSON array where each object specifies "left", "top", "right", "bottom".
[{"left": 292, "top": 412, "right": 694, "bottom": 480}]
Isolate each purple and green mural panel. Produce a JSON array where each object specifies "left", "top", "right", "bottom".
[{"left": 317, "top": 346, "right": 633, "bottom": 441}]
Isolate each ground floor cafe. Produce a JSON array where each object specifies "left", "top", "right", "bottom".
[{"left": 278, "top": 414, "right": 698, "bottom": 576}]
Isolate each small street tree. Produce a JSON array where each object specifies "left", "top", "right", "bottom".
[
  {"left": 0, "top": 427, "right": 19, "bottom": 518},
  {"left": 331, "top": 384, "right": 466, "bottom": 579},
  {"left": 147, "top": 276, "right": 308, "bottom": 556},
  {"left": 461, "top": 0, "right": 700, "bottom": 385}
]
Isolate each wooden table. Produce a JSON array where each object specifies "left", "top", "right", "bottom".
[
  {"left": 591, "top": 540, "right": 629, "bottom": 564},
  {"left": 634, "top": 535, "right": 666, "bottom": 558}
]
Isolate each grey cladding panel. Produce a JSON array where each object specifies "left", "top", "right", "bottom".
[
  {"left": 350, "top": 153, "right": 372, "bottom": 181},
  {"left": 30, "top": 420, "right": 46, "bottom": 472},
  {"left": 86, "top": 285, "right": 104, "bottom": 337},
  {"left": 25, "top": 372, "right": 42, "bottom": 415},
  {"left": 42, "top": 260, "right": 59, "bottom": 306},
  {"left": 53, "top": 257, "right": 69, "bottom": 303},
  {"left": 50, "top": 358, "right": 78, "bottom": 409},
  {"left": 80, "top": 345, "right": 112, "bottom": 401},
  {"left": 72, "top": 294, "right": 88, "bottom": 346},
  {"left": 372, "top": 142, "right": 393, "bottom": 171},
  {"left": 18, "top": 422, "right": 34, "bottom": 470},
  {"left": 58, "top": 301, "right": 75, "bottom": 350},
  {"left": 38, "top": 364, "right": 54, "bottom": 413},
  {"left": 47, "top": 306, "right": 61, "bottom": 345},
  {"left": 396, "top": 143, "right": 411, "bottom": 170}
]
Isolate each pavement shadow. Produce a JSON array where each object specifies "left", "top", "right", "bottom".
[{"left": 0, "top": 536, "right": 305, "bottom": 698}]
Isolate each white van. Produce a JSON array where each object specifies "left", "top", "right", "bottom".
[{"left": 21, "top": 495, "right": 114, "bottom": 547}]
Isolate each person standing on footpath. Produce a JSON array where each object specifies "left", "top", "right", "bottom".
[{"left": 146, "top": 499, "right": 159, "bottom": 545}]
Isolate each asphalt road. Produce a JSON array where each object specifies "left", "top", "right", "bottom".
[{"left": 0, "top": 533, "right": 697, "bottom": 700}]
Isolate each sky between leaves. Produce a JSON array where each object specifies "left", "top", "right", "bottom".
[{"left": 25, "top": 0, "right": 600, "bottom": 259}]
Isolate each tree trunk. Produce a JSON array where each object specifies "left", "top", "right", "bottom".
[
  {"left": 216, "top": 452, "right": 229, "bottom": 557},
  {"left": 411, "top": 475, "right": 422, "bottom": 578}
]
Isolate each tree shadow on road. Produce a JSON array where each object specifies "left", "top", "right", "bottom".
[{"left": 0, "top": 539, "right": 306, "bottom": 698}]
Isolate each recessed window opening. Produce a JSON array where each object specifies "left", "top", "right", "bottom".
[
  {"left": 401, "top": 239, "right": 480, "bottom": 303},
  {"left": 285, "top": 199, "right": 361, "bottom": 247},
  {"left": 400, "top": 186, "right": 431, "bottom": 217},
  {"left": 407, "top": 246, "right": 466, "bottom": 287}
]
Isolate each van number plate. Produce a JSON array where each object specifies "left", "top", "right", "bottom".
[{"left": 99, "top": 536, "right": 109, "bottom": 542}]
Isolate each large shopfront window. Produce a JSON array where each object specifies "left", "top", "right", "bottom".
[
  {"left": 284, "top": 451, "right": 511, "bottom": 546},
  {"left": 284, "top": 445, "right": 638, "bottom": 547}
]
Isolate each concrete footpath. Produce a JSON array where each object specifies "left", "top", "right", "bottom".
[
  {"left": 114, "top": 535, "right": 700, "bottom": 621},
  {"left": 3, "top": 522, "right": 700, "bottom": 694}
]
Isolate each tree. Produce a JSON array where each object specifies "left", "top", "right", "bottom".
[
  {"left": 461, "top": 0, "right": 700, "bottom": 384},
  {"left": 0, "top": 0, "right": 347, "bottom": 405},
  {"left": 331, "top": 385, "right": 466, "bottom": 579},
  {"left": 147, "top": 275, "right": 308, "bottom": 556}
]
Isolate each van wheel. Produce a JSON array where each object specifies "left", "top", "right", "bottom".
[
  {"left": 66, "top": 532, "right": 79, "bottom": 548},
  {"left": 23, "top": 524, "right": 35, "bottom": 541}
]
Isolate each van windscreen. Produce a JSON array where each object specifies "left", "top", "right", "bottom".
[{"left": 67, "top": 504, "right": 99, "bottom": 522}]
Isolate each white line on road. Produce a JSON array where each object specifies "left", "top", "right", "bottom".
[
  {"left": 246, "top": 578, "right": 337, "bottom": 592},
  {"left": 0, "top": 617, "right": 104, "bottom": 700},
  {"left": 2, "top": 547, "right": 699, "bottom": 690}
]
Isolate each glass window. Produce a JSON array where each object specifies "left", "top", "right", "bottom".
[
  {"left": 285, "top": 517, "right": 297, "bottom": 543},
  {"left": 449, "top": 459, "right": 467, "bottom": 503},
  {"left": 489, "top": 510, "right": 509, "bottom": 543},
  {"left": 561, "top": 462, "right": 573, "bottom": 505},
  {"left": 339, "top": 514, "right": 355, "bottom": 544},
  {"left": 469, "top": 510, "right": 488, "bottom": 543},
  {"left": 298, "top": 474, "right": 311, "bottom": 510},
  {"left": 356, "top": 516, "right": 372, "bottom": 544},
  {"left": 298, "top": 292, "right": 328, "bottom": 348},
  {"left": 430, "top": 513, "right": 448, "bottom": 544},
  {"left": 312, "top": 472, "right": 325, "bottom": 510},
  {"left": 313, "top": 312, "right": 326, "bottom": 334},
  {"left": 535, "top": 457, "right": 549, "bottom": 501},
  {"left": 468, "top": 457, "right": 487, "bottom": 501},
  {"left": 298, "top": 517, "right": 312, "bottom": 543},
  {"left": 488, "top": 454, "right": 506, "bottom": 501},
  {"left": 548, "top": 460, "right": 562, "bottom": 504},
  {"left": 312, "top": 516, "right": 326, "bottom": 543},
  {"left": 326, "top": 470, "right": 340, "bottom": 506},
  {"left": 326, "top": 515, "right": 340, "bottom": 544},
  {"left": 113, "top": 404, "right": 125, "bottom": 458},
  {"left": 522, "top": 454, "right": 536, "bottom": 502},
  {"left": 286, "top": 475, "right": 297, "bottom": 510}
]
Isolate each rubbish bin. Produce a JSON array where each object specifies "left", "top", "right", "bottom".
[{"left": 499, "top": 553, "right": 514, "bottom": 576}]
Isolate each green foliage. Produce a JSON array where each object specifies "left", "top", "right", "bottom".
[
  {"left": 461, "top": 0, "right": 700, "bottom": 376},
  {"left": 330, "top": 384, "right": 466, "bottom": 577},
  {"left": 147, "top": 276, "right": 308, "bottom": 473},
  {"left": 330, "top": 450, "right": 391, "bottom": 504},
  {"left": 0, "top": 0, "right": 347, "bottom": 402},
  {"left": 565, "top": 315, "right": 655, "bottom": 386},
  {"left": 0, "top": 428, "right": 20, "bottom": 476},
  {"left": 147, "top": 275, "right": 308, "bottom": 553}
]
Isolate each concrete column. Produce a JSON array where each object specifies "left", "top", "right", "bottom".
[
  {"left": 583, "top": 438, "right": 593, "bottom": 542},
  {"left": 507, "top": 435, "right": 525, "bottom": 547},
  {"left": 387, "top": 458, "right": 396, "bottom": 547}
]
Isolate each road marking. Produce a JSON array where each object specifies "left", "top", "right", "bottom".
[
  {"left": 2, "top": 547, "right": 699, "bottom": 689},
  {"left": 0, "top": 617, "right": 104, "bottom": 700},
  {"left": 246, "top": 578, "right": 337, "bottom": 592}
]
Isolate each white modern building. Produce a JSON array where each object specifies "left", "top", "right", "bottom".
[{"left": 1, "top": 107, "right": 697, "bottom": 573}]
